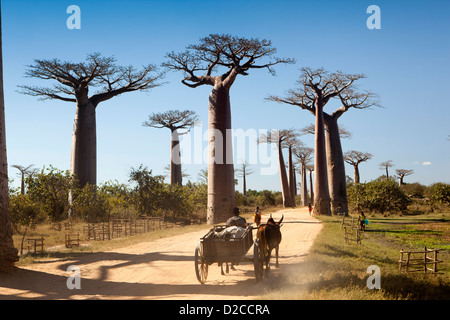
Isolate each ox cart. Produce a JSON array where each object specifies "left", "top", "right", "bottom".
[{"left": 194, "top": 225, "right": 263, "bottom": 284}]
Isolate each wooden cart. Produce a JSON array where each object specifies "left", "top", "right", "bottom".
[{"left": 194, "top": 225, "right": 263, "bottom": 284}]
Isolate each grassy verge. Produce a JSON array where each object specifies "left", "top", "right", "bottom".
[{"left": 261, "top": 212, "right": 449, "bottom": 300}]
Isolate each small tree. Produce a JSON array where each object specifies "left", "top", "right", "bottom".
[
  {"left": 9, "top": 194, "right": 42, "bottom": 255},
  {"left": 143, "top": 109, "right": 199, "bottom": 186},
  {"left": 72, "top": 184, "right": 112, "bottom": 223},
  {"left": 347, "top": 179, "right": 411, "bottom": 215},
  {"left": 26, "top": 166, "right": 75, "bottom": 222},
  {"left": 429, "top": 183, "right": 450, "bottom": 210},
  {"left": 294, "top": 146, "right": 314, "bottom": 206},
  {"left": 379, "top": 160, "right": 394, "bottom": 179},
  {"left": 344, "top": 150, "right": 373, "bottom": 184},
  {"left": 235, "top": 161, "right": 254, "bottom": 196},
  {"left": 128, "top": 165, "right": 166, "bottom": 217},
  {"left": 395, "top": 169, "right": 414, "bottom": 186},
  {"left": 11, "top": 164, "right": 36, "bottom": 195}
]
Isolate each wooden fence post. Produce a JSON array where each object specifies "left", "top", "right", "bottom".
[{"left": 424, "top": 246, "right": 427, "bottom": 273}]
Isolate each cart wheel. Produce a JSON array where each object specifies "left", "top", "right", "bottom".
[
  {"left": 195, "top": 242, "right": 208, "bottom": 284},
  {"left": 253, "top": 239, "right": 264, "bottom": 281}
]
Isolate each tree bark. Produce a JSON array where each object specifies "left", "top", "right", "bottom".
[
  {"left": 170, "top": 129, "right": 182, "bottom": 186},
  {"left": 0, "top": 5, "right": 19, "bottom": 270},
  {"left": 300, "top": 164, "right": 308, "bottom": 206},
  {"left": 288, "top": 145, "right": 296, "bottom": 206},
  {"left": 354, "top": 165, "right": 360, "bottom": 184},
  {"left": 207, "top": 83, "right": 236, "bottom": 224},
  {"left": 70, "top": 98, "right": 97, "bottom": 188},
  {"left": 278, "top": 143, "right": 293, "bottom": 207},
  {"left": 324, "top": 114, "right": 348, "bottom": 216},
  {"left": 242, "top": 172, "right": 246, "bottom": 196},
  {"left": 309, "top": 169, "right": 314, "bottom": 205},
  {"left": 313, "top": 96, "right": 331, "bottom": 215}
]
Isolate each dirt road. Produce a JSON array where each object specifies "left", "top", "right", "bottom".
[{"left": 0, "top": 207, "right": 322, "bottom": 300}]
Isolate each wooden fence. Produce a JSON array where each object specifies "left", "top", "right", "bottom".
[
  {"left": 399, "top": 247, "right": 443, "bottom": 274},
  {"left": 24, "top": 216, "right": 201, "bottom": 254},
  {"left": 344, "top": 226, "right": 362, "bottom": 245},
  {"left": 65, "top": 233, "right": 80, "bottom": 248},
  {"left": 341, "top": 216, "right": 358, "bottom": 229},
  {"left": 27, "top": 237, "right": 44, "bottom": 254}
]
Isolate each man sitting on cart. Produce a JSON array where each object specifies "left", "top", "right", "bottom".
[{"left": 226, "top": 207, "right": 247, "bottom": 228}]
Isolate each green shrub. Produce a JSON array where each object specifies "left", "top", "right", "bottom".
[
  {"left": 72, "top": 184, "right": 112, "bottom": 222},
  {"left": 348, "top": 179, "right": 411, "bottom": 214},
  {"left": 429, "top": 183, "right": 450, "bottom": 209},
  {"left": 25, "top": 166, "right": 74, "bottom": 222}
]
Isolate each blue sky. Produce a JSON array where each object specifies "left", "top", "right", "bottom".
[{"left": 2, "top": 0, "right": 450, "bottom": 192}]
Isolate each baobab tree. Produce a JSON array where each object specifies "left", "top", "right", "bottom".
[
  {"left": 258, "top": 129, "right": 298, "bottom": 207},
  {"left": 164, "top": 34, "right": 294, "bottom": 224},
  {"left": 11, "top": 164, "right": 36, "bottom": 194},
  {"left": 294, "top": 146, "right": 314, "bottom": 206},
  {"left": 306, "top": 164, "right": 314, "bottom": 205},
  {"left": 379, "top": 160, "right": 394, "bottom": 179},
  {"left": 143, "top": 109, "right": 199, "bottom": 186},
  {"left": 235, "top": 161, "right": 254, "bottom": 196},
  {"left": 300, "top": 122, "right": 352, "bottom": 213},
  {"left": 19, "top": 53, "right": 164, "bottom": 189},
  {"left": 396, "top": 169, "right": 414, "bottom": 186},
  {"left": 286, "top": 137, "right": 300, "bottom": 206},
  {"left": 268, "top": 67, "right": 378, "bottom": 215},
  {"left": 343, "top": 150, "right": 373, "bottom": 184},
  {"left": 0, "top": 4, "right": 19, "bottom": 271}
]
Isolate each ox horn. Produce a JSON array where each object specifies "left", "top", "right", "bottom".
[{"left": 279, "top": 215, "right": 284, "bottom": 225}]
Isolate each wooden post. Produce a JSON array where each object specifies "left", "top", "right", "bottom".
[
  {"left": 399, "top": 249, "right": 404, "bottom": 271},
  {"left": 406, "top": 252, "right": 410, "bottom": 272},
  {"left": 344, "top": 227, "right": 348, "bottom": 244},
  {"left": 424, "top": 246, "right": 427, "bottom": 274},
  {"left": 433, "top": 250, "right": 438, "bottom": 273}
]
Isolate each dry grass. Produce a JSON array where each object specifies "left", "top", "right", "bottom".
[
  {"left": 259, "top": 212, "right": 450, "bottom": 300},
  {"left": 14, "top": 220, "right": 210, "bottom": 266}
]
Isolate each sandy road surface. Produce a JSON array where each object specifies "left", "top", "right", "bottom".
[{"left": 0, "top": 207, "right": 322, "bottom": 300}]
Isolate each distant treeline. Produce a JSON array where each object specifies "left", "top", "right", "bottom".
[
  {"left": 9, "top": 166, "right": 449, "bottom": 231},
  {"left": 9, "top": 165, "right": 208, "bottom": 229}
]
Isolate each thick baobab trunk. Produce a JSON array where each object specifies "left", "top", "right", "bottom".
[
  {"left": 293, "top": 164, "right": 297, "bottom": 197},
  {"left": 288, "top": 146, "right": 296, "bottom": 206},
  {"left": 0, "top": 11, "right": 19, "bottom": 270},
  {"left": 309, "top": 169, "right": 314, "bottom": 205},
  {"left": 313, "top": 97, "right": 331, "bottom": 215},
  {"left": 242, "top": 172, "right": 247, "bottom": 196},
  {"left": 70, "top": 99, "right": 97, "bottom": 187},
  {"left": 354, "top": 166, "right": 360, "bottom": 184},
  {"left": 300, "top": 164, "right": 308, "bottom": 206},
  {"left": 170, "top": 129, "right": 182, "bottom": 186},
  {"left": 324, "top": 115, "right": 348, "bottom": 216},
  {"left": 207, "top": 83, "right": 235, "bottom": 224},
  {"left": 278, "top": 143, "right": 293, "bottom": 207}
]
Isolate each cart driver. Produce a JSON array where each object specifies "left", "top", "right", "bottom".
[{"left": 226, "top": 207, "right": 247, "bottom": 228}]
